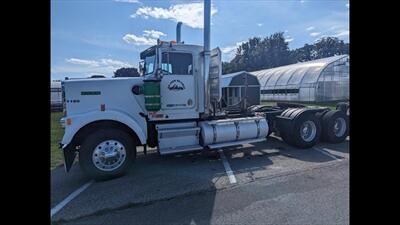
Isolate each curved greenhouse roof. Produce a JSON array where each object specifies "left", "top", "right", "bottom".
[
  {"left": 252, "top": 55, "right": 348, "bottom": 88},
  {"left": 251, "top": 55, "right": 349, "bottom": 102}
]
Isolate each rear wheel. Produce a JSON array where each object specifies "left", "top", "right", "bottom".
[
  {"left": 282, "top": 113, "right": 321, "bottom": 148},
  {"left": 336, "top": 102, "right": 349, "bottom": 116},
  {"left": 266, "top": 128, "right": 273, "bottom": 136},
  {"left": 79, "top": 128, "right": 136, "bottom": 181},
  {"left": 321, "top": 110, "right": 349, "bottom": 143}
]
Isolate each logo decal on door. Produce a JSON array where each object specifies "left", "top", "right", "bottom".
[{"left": 168, "top": 80, "right": 185, "bottom": 91}]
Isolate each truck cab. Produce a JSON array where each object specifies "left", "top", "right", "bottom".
[{"left": 140, "top": 42, "right": 206, "bottom": 121}]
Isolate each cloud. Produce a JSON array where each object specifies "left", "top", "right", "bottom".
[
  {"left": 346, "top": 3, "right": 349, "bottom": 9},
  {"left": 123, "top": 34, "right": 158, "bottom": 46},
  {"left": 123, "top": 29, "right": 166, "bottom": 46},
  {"left": 59, "top": 58, "right": 134, "bottom": 76},
  {"left": 306, "top": 26, "right": 315, "bottom": 31},
  {"left": 310, "top": 32, "right": 321, "bottom": 37},
  {"left": 114, "top": 0, "right": 140, "bottom": 3},
  {"left": 99, "top": 58, "right": 132, "bottom": 68},
  {"left": 221, "top": 41, "right": 245, "bottom": 62},
  {"left": 66, "top": 58, "right": 132, "bottom": 68},
  {"left": 66, "top": 58, "right": 99, "bottom": 67},
  {"left": 300, "top": 0, "right": 306, "bottom": 3},
  {"left": 143, "top": 30, "right": 166, "bottom": 39},
  {"left": 131, "top": 2, "right": 218, "bottom": 29},
  {"left": 286, "top": 38, "right": 294, "bottom": 42},
  {"left": 329, "top": 26, "right": 337, "bottom": 31},
  {"left": 285, "top": 35, "right": 294, "bottom": 42},
  {"left": 221, "top": 46, "right": 237, "bottom": 54},
  {"left": 334, "top": 30, "right": 349, "bottom": 37},
  {"left": 257, "top": 23, "right": 263, "bottom": 27},
  {"left": 314, "top": 35, "right": 328, "bottom": 42}
]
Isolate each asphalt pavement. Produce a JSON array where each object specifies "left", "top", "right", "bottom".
[{"left": 51, "top": 135, "right": 349, "bottom": 225}]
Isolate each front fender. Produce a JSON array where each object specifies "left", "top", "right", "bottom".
[{"left": 61, "top": 110, "right": 147, "bottom": 146}]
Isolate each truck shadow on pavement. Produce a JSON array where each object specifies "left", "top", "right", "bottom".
[
  {"left": 316, "top": 139, "right": 349, "bottom": 154},
  {"left": 223, "top": 135, "right": 348, "bottom": 165}
]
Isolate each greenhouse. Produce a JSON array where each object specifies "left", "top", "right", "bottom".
[{"left": 251, "top": 55, "right": 349, "bottom": 103}]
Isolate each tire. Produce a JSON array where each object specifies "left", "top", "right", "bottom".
[
  {"left": 79, "top": 128, "right": 136, "bottom": 181},
  {"left": 336, "top": 102, "right": 349, "bottom": 115},
  {"left": 315, "top": 110, "right": 328, "bottom": 121},
  {"left": 267, "top": 128, "right": 273, "bottom": 137},
  {"left": 279, "top": 108, "right": 303, "bottom": 145},
  {"left": 286, "top": 113, "right": 321, "bottom": 149},
  {"left": 280, "top": 129, "right": 293, "bottom": 145},
  {"left": 321, "top": 110, "right": 349, "bottom": 143}
]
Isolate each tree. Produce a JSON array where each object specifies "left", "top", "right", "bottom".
[
  {"left": 222, "top": 32, "right": 349, "bottom": 74},
  {"left": 291, "top": 43, "right": 315, "bottom": 62},
  {"left": 113, "top": 67, "right": 140, "bottom": 77},
  {"left": 223, "top": 32, "right": 295, "bottom": 74},
  {"left": 291, "top": 37, "right": 349, "bottom": 62},
  {"left": 314, "top": 37, "right": 347, "bottom": 59}
]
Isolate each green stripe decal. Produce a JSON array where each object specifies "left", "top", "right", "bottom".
[{"left": 81, "top": 91, "right": 101, "bottom": 95}]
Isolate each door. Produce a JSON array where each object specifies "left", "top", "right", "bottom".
[{"left": 160, "top": 52, "right": 196, "bottom": 111}]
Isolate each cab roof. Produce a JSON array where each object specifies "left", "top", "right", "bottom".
[{"left": 140, "top": 42, "right": 203, "bottom": 60}]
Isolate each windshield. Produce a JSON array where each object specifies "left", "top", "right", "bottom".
[{"left": 144, "top": 55, "right": 156, "bottom": 75}]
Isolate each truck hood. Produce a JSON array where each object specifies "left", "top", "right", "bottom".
[{"left": 63, "top": 77, "right": 146, "bottom": 116}]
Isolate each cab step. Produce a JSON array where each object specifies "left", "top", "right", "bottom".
[{"left": 156, "top": 122, "right": 202, "bottom": 155}]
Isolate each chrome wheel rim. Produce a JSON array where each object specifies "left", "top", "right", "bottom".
[
  {"left": 92, "top": 140, "right": 126, "bottom": 171},
  {"left": 333, "top": 117, "right": 346, "bottom": 137},
  {"left": 300, "top": 121, "right": 317, "bottom": 142}
]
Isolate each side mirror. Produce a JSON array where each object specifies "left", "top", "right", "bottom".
[{"left": 139, "top": 61, "right": 145, "bottom": 76}]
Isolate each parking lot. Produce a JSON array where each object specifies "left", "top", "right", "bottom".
[{"left": 51, "top": 135, "right": 349, "bottom": 225}]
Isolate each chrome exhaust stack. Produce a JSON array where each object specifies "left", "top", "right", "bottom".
[
  {"left": 176, "top": 22, "right": 182, "bottom": 43},
  {"left": 203, "top": 0, "right": 211, "bottom": 116}
]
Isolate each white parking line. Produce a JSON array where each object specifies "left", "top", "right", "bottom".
[
  {"left": 218, "top": 150, "right": 237, "bottom": 184},
  {"left": 313, "top": 147, "right": 341, "bottom": 161},
  {"left": 51, "top": 180, "right": 94, "bottom": 217}
]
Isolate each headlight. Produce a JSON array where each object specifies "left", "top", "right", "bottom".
[{"left": 60, "top": 117, "right": 66, "bottom": 128}]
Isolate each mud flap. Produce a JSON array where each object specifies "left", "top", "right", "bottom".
[{"left": 62, "top": 145, "right": 77, "bottom": 172}]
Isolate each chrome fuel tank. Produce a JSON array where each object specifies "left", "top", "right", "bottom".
[{"left": 199, "top": 116, "right": 268, "bottom": 147}]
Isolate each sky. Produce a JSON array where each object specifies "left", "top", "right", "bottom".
[{"left": 51, "top": 0, "right": 349, "bottom": 80}]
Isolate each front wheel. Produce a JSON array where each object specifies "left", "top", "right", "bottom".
[{"left": 79, "top": 129, "right": 136, "bottom": 181}]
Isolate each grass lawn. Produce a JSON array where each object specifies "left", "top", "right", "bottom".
[
  {"left": 261, "top": 101, "right": 338, "bottom": 110},
  {"left": 51, "top": 112, "right": 64, "bottom": 170}
]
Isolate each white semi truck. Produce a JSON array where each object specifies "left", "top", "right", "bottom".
[{"left": 60, "top": 0, "right": 349, "bottom": 180}]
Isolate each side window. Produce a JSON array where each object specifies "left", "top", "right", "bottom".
[{"left": 161, "top": 52, "right": 193, "bottom": 75}]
